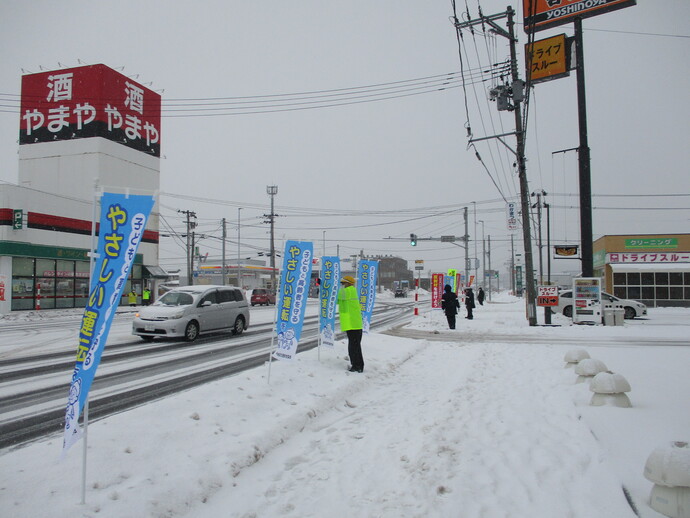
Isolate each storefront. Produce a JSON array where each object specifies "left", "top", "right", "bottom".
[
  {"left": 2, "top": 242, "right": 146, "bottom": 311},
  {"left": 593, "top": 234, "right": 690, "bottom": 308}
]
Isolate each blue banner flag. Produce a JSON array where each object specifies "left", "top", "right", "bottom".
[
  {"left": 357, "top": 260, "right": 378, "bottom": 334},
  {"left": 62, "top": 192, "right": 155, "bottom": 455},
  {"left": 319, "top": 256, "right": 340, "bottom": 347},
  {"left": 273, "top": 241, "right": 313, "bottom": 361}
]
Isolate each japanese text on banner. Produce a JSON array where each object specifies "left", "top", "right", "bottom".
[
  {"left": 273, "top": 241, "right": 313, "bottom": 361},
  {"left": 319, "top": 256, "right": 340, "bottom": 347},
  {"left": 357, "top": 260, "right": 378, "bottom": 334},
  {"left": 62, "top": 192, "right": 154, "bottom": 456}
]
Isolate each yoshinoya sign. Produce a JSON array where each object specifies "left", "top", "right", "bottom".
[
  {"left": 20, "top": 64, "right": 161, "bottom": 156},
  {"left": 522, "top": 0, "right": 636, "bottom": 33}
]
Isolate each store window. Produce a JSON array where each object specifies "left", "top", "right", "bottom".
[
  {"left": 12, "top": 258, "right": 34, "bottom": 310},
  {"left": 13, "top": 257, "right": 34, "bottom": 276},
  {"left": 10, "top": 255, "right": 143, "bottom": 311},
  {"left": 669, "top": 287, "right": 683, "bottom": 299},
  {"left": 612, "top": 268, "right": 689, "bottom": 307},
  {"left": 641, "top": 286, "right": 655, "bottom": 300},
  {"left": 11, "top": 277, "right": 34, "bottom": 310}
]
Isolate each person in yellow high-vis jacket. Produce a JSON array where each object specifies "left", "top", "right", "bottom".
[{"left": 337, "top": 275, "right": 364, "bottom": 373}]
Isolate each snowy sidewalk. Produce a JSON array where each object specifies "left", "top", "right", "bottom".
[
  {"left": 1, "top": 296, "right": 688, "bottom": 518},
  {"left": 194, "top": 340, "right": 634, "bottom": 518}
]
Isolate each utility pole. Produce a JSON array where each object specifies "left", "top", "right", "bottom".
[
  {"left": 510, "top": 234, "right": 515, "bottom": 295},
  {"left": 178, "top": 209, "right": 197, "bottom": 286},
  {"left": 472, "top": 201, "right": 478, "bottom": 285},
  {"left": 478, "top": 219, "right": 486, "bottom": 291},
  {"left": 237, "top": 207, "right": 242, "bottom": 289},
  {"left": 531, "top": 191, "right": 544, "bottom": 285},
  {"left": 532, "top": 190, "right": 552, "bottom": 324},
  {"left": 463, "top": 207, "right": 469, "bottom": 284},
  {"left": 265, "top": 185, "right": 278, "bottom": 290},
  {"left": 222, "top": 217, "right": 227, "bottom": 286},
  {"left": 508, "top": 8, "right": 537, "bottom": 326},
  {"left": 456, "top": 7, "right": 537, "bottom": 325},
  {"left": 545, "top": 199, "right": 551, "bottom": 285},
  {"left": 575, "top": 17, "right": 593, "bottom": 277},
  {"left": 487, "top": 235, "right": 492, "bottom": 301}
]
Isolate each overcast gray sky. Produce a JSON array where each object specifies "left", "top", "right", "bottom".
[{"left": 1, "top": 1, "right": 689, "bottom": 281}]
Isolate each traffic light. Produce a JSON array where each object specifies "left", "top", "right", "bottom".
[{"left": 410, "top": 233, "right": 417, "bottom": 246}]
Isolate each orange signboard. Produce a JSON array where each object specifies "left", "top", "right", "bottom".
[
  {"left": 523, "top": 0, "right": 636, "bottom": 33},
  {"left": 526, "top": 34, "right": 569, "bottom": 84},
  {"left": 537, "top": 285, "right": 559, "bottom": 307}
]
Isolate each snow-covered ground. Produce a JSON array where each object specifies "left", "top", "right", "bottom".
[{"left": 1, "top": 292, "right": 689, "bottom": 518}]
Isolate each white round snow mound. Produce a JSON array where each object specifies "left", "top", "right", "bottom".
[
  {"left": 589, "top": 372, "right": 631, "bottom": 394},
  {"left": 644, "top": 441, "right": 690, "bottom": 487},
  {"left": 574, "top": 358, "right": 608, "bottom": 376},
  {"left": 564, "top": 349, "right": 590, "bottom": 363}
]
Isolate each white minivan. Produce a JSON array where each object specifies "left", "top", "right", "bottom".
[{"left": 132, "top": 285, "right": 249, "bottom": 342}]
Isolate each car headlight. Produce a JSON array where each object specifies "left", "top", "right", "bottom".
[{"left": 166, "top": 309, "right": 186, "bottom": 320}]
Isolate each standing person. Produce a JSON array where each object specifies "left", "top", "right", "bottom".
[
  {"left": 337, "top": 275, "right": 364, "bottom": 373},
  {"left": 477, "top": 287, "right": 485, "bottom": 306},
  {"left": 441, "top": 284, "right": 460, "bottom": 329},
  {"left": 128, "top": 289, "right": 137, "bottom": 307},
  {"left": 143, "top": 287, "right": 152, "bottom": 306},
  {"left": 465, "top": 287, "right": 476, "bottom": 319}
]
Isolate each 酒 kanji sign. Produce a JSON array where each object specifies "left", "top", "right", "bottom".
[{"left": 20, "top": 64, "right": 161, "bottom": 157}]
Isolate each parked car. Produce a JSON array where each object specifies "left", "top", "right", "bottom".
[
  {"left": 132, "top": 285, "right": 249, "bottom": 342},
  {"left": 554, "top": 290, "right": 647, "bottom": 319},
  {"left": 250, "top": 288, "right": 276, "bottom": 306}
]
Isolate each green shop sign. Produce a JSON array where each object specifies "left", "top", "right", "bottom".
[
  {"left": 625, "top": 238, "right": 678, "bottom": 250},
  {"left": 0, "top": 241, "right": 143, "bottom": 263}
]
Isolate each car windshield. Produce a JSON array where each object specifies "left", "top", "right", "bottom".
[{"left": 155, "top": 291, "right": 195, "bottom": 306}]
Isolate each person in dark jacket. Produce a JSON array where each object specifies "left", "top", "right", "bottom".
[
  {"left": 465, "top": 288, "right": 476, "bottom": 319},
  {"left": 441, "top": 284, "right": 460, "bottom": 329},
  {"left": 477, "top": 287, "right": 485, "bottom": 306}
]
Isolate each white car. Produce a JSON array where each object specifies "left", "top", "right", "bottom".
[
  {"left": 554, "top": 290, "right": 647, "bottom": 320},
  {"left": 132, "top": 285, "right": 249, "bottom": 341}
]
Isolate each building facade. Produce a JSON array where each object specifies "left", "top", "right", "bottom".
[
  {"left": 593, "top": 234, "right": 690, "bottom": 308},
  {"left": 365, "top": 255, "right": 413, "bottom": 292},
  {"left": 0, "top": 64, "right": 164, "bottom": 314}
]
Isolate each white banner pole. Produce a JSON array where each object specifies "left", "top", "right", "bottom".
[
  {"left": 266, "top": 279, "right": 281, "bottom": 384},
  {"left": 79, "top": 182, "right": 100, "bottom": 503},
  {"left": 80, "top": 400, "right": 88, "bottom": 504}
]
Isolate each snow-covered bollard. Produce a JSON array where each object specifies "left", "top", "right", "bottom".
[
  {"left": 564, "top": 349, "right": 590, "bottom": 369},
  {"left": 574, "top": 358, "right": 607, "bottom": 384},
  {"left": 644, "top": 441, "right": 690, "bottom": 518},
  {"left": 589, "top": 371, "right": 632, "bottom": 408}
]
